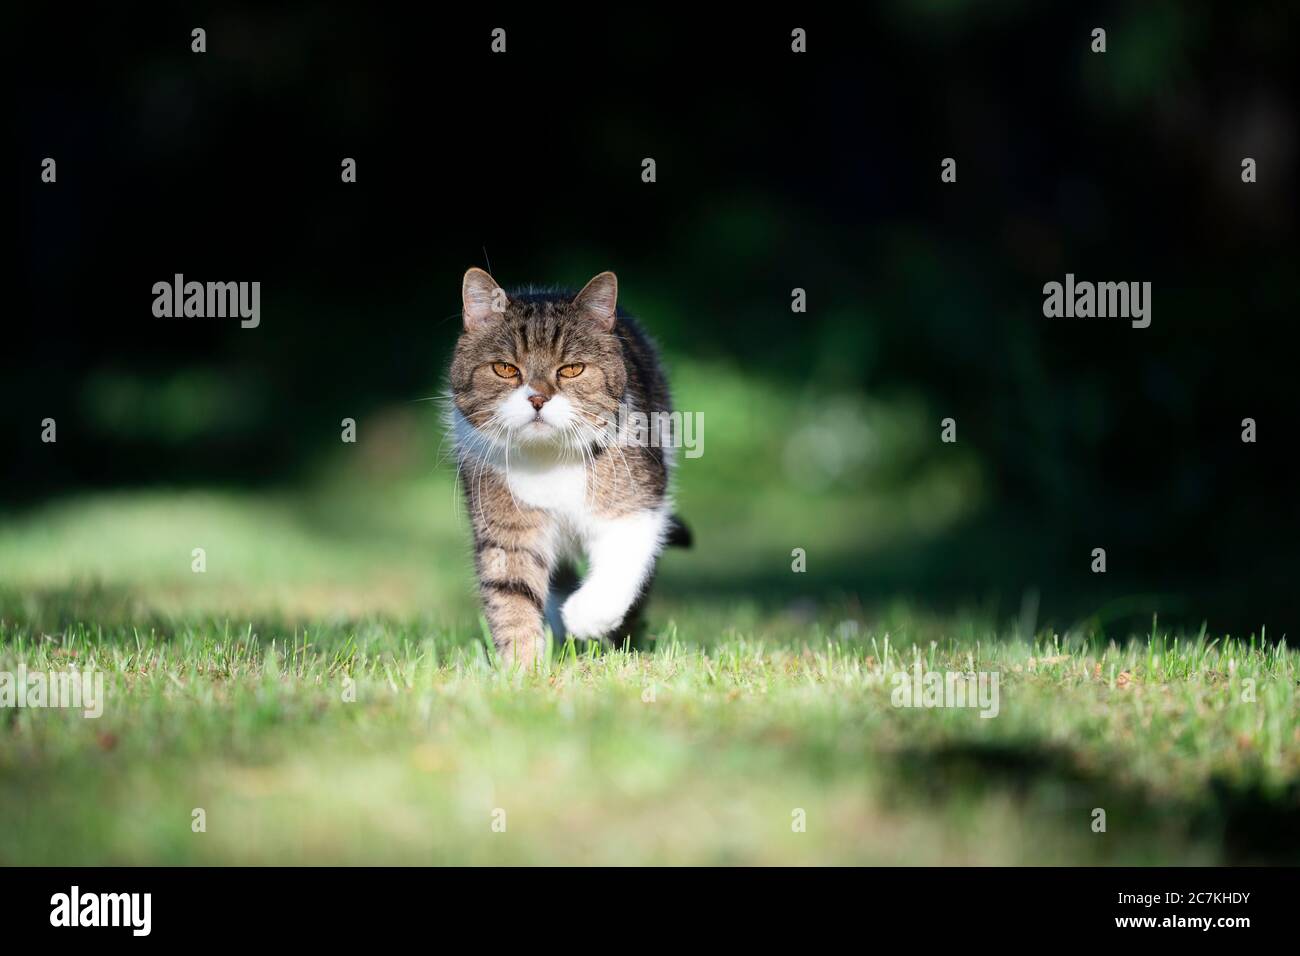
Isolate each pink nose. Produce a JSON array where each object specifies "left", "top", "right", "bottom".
[{"left": 528, "top": 394, "right": 549, "bottom": 411}]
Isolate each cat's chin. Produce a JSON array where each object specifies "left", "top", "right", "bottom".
[{"left": 512, "top": 420, "right": 567, "bottom": 446}]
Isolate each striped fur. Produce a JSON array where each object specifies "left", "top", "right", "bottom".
[{"left": 450, "top": 269, "right": 688, "bottom": 667}]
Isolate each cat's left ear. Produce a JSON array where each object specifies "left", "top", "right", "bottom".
[{"left": 572, "top": 272, "right": 618, "bottom": 332}]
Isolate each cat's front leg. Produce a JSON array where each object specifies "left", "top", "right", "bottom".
[
  {"left": 562, "top": 508, "right": 668, "bottom": 641},
  {"left": 472, "top": 509, "right": 556, "bottom": 669}
]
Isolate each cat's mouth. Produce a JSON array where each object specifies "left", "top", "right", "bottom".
[{"left": 518, "top": 415, "right": 558, "bottom": 440}]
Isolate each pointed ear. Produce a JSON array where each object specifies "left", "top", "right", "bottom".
[
  {"left": 572, "top": 271, "right": 618, "bottom": 332},
  {"left": 462, "top": 267, "right": 507, "bottom": 332}
]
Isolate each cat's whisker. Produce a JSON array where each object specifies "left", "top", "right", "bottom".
[
  {"left": 572, "top": 412, "right": 635, "bottom": 497},
  {"left": 499, "top": 427, "right": 526, "bottom": 519},
  {"left": 566, "top": 419, "right": 605, "bottom": 494},
  {"left": 478, "top": 419, "right": 515, "bottom": 521},
  {"left": 466, "top": 414, "right": 511, "bottom": 531},
  {"left": 565, "top": 421, "right": 603, "bottom": 503}
]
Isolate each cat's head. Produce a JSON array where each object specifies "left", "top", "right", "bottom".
[{"left": 449, "top": 268, "right": 627, "bottom": 449}]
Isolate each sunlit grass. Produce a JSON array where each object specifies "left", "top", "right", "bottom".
[{"left": 0, "top": 615, "right": 1293, "bottom": 864}]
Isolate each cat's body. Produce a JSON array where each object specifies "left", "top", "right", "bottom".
[{"left": 449, "top": 269, "right": 688, "bottom": 667}]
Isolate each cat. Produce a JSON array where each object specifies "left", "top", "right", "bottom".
[{"left": 449, "top": 268, "right": 691, "bottom": 667}]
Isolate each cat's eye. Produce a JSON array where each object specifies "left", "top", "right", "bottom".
[
  {"left": 557, "top": 363, "right": 585, "bottom": 379},
  {"left": 491, "top": 362, "right": 520, "bottom": 379}
]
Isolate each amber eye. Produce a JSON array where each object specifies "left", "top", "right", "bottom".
[
  {"left": 557, "top": 363, "right": 585, "bottom": 379},
  {"left": 491, "top": 362, "right": 520, "bottom": 379}
]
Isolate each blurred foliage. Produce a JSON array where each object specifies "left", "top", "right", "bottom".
[{"left": 8, "top": 5, "right": 1299, "bottom": 632}]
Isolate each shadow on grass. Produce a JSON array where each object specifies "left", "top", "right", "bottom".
[
  {"left": 0, "top": 585, "right": 479, "bottom": 657},
  {"left": 0, "top": 582, "right": 173, "bottom": 637},
  {"left": 660, "top": 509, "right": 1300, "bottom": 640},
  {"left": 884, "top": 740, "right": 1300, "bottom": 865}
]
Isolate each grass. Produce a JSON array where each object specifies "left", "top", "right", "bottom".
[
  {"left": 1, "top": 361, "right": 1296, "bottom": 865},
  {"left": 1, "top": 611, "right": 1295, "bottom": 865}
]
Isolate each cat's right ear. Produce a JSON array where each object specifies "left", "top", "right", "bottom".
[
  {"left": 572, "top": 271, "right": 618, "bottom": 332},
  {"left": 462, "top": 268, "right": 508, "bottom": 332}
]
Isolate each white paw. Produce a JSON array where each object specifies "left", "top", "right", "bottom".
[{"left": 561, "top": 588, "right": 630, "bottom": 640}]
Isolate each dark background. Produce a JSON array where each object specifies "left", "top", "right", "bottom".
[{"left": 10, "top": 3, "right": 1299, "bottom": 633}]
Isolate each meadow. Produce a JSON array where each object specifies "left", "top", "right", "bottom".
[{"left": 1, "top": 360, "right": 1296, "bottom": 865}]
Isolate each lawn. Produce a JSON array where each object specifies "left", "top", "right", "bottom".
[
  {"left": 1, "top": 604, "right": 1294, "bottom": 865},
  {"left": 1, "top": 361, "right": 1296, "bottom": 865}
]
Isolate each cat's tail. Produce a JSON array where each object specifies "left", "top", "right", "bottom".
[{"left": 666, "top": 513, "right": 693, "bottom": 549}]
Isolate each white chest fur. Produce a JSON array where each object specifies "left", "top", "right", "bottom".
[{"left": 505, "top": 460, "right": 589, "bottom": 518}]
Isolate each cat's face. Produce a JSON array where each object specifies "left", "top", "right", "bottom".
[{"left": 450, "top": 269, "right": 627, "bottom": 449}]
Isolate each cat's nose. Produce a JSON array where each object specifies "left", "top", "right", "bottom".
[{"left": 528, "top": 394, "right": 549, "bottom": 411}]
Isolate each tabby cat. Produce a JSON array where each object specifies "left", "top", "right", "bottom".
[{"left": 449, "top": 268, "right": 690, "bottom": 667}]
